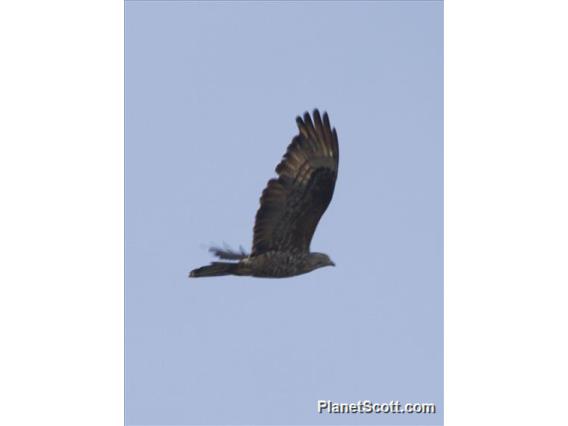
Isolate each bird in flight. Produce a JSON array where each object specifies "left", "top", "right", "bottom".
[{"left": 189, "top": 109, "right": 339, "bottom": 278}]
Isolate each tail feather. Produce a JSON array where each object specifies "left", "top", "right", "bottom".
[{"left": 189, "top": 262, "right": 237, "bottom": 278}]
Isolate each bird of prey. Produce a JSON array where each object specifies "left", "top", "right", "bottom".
[{"left": 189, "top": 109, "right": 339, "bottom": 278}]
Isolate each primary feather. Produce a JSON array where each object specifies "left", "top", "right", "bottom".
[{"left": 209, "top": 245, "right": 249, "bottom": 260}]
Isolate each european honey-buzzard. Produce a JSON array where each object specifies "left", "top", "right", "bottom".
[{"left": 189, "top": 109, "right": 339, "bottom": 278}]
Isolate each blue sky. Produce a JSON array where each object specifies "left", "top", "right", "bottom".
[{"left": 125, "top": 1, "right": 443, "bottom": 425}]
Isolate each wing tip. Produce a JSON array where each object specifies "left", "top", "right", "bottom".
[
  {"left": 303, "top": 111, "right": 314, "bottom": 128},
  {"left": 297, "top": 108, "right": 329, "bottom": 128},
  {"left": 293, "top": 108, "right": 338, "bottom": 159}
]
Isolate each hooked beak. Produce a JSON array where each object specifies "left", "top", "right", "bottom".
[{"left": 330, "top": 261, "right": 336, "bottom": 267}]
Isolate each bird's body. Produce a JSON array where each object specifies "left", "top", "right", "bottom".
[
  {"left": 189, "top": 109, "right": 339, "bottom": 279},
  {"left": 190, "top": 251, "right": 334, "bottom": 278}
]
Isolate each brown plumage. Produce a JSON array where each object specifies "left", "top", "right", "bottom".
[{"left": 189, "top": 109, "right": 339, "bottom": 278}]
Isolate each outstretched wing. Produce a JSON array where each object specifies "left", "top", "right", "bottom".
[{"left": 252, "top": 109, "right": 339, "bottom": 255}]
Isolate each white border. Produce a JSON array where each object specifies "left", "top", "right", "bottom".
[
  {"left": 0, "top": 1, "right": 123, "bottom": 425},
  {"left": 446, "top": 1, "right": 568, "bottom": 425}
]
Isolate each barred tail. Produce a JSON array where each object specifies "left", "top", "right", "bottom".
[{"left": 189, "top": 262, "right": 238, "bottom": 278}]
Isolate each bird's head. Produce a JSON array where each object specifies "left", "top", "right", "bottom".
[{"left": 309, "top": 252, "right": 336, "bottom": 270}]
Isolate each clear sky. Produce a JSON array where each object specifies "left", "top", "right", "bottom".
[{"left": 125, "top": 1, "right": 443, "bottom": 425}]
